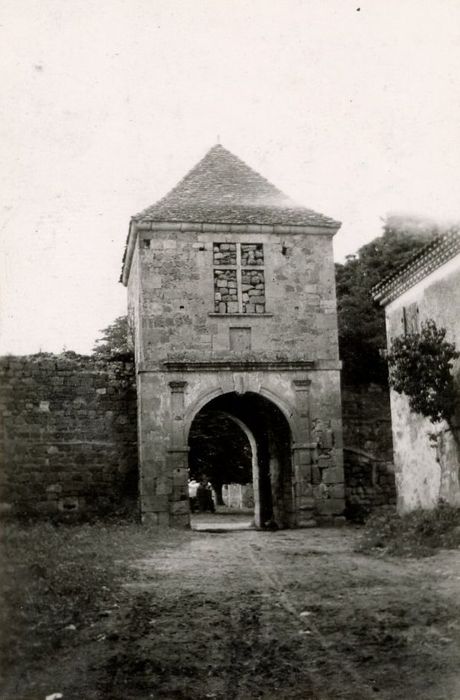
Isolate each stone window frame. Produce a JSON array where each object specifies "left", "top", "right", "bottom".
[{"left": 213, "top": 242, "right": 266, "bottom": 315}]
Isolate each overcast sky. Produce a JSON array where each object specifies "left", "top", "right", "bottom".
[{"left": 1, "top": 0, "right": 460, "bottom": 355}]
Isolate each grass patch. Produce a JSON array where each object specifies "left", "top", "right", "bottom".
[
  {"left": 0, "top": 520, "right": 181, "bottom": 688},
  {"left": 357, "top": 503, "right": 460, "bottom": 557}
]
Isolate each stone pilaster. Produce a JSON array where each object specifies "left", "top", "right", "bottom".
[
  {"left": 292, "top": 379, "right": 316, "bottom": 526},
  {"left": 167, "top": 381, "right": 190, "bottom": 527}
]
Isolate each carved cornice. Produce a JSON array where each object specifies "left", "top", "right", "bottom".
[
  {"left": 161, "top": 360, "right": 315, "bottom": 372},
  {"left": 137, "top": 358, "right": 342, "bottom": 373}
]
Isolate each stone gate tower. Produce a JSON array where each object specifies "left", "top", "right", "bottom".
[{"left": 121, "top": 145, "right": 344, "bottom": 527}]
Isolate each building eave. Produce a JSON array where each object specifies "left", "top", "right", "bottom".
[
  {"left": 120, "top": 219, "right": 137, "bottom": 287},
  {"left": 371, "top": 228, "right": 460, "bottom": 307}
]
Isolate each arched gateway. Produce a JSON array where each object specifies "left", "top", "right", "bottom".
[
  {"left": 121, "top": 144, "right": 345, "bottom": 527},
  {"left": 188, "top": 391, "right": 293, "bottom": 528}
]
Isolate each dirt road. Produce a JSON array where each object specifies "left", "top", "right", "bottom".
[{"left": 5, "top": 519, "right": 460, "bottom": 699}]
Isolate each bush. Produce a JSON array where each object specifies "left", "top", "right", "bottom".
[
  {"left": 387, "top": 319, "right": 459, "bottom": 424},
  {"left": 357, "top": 503, "right": 460, "bottom": 557}
]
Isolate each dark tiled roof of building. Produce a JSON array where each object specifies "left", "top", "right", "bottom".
[
  {"left": 372, "top": 228, "right": 460, "bottom": 306},
  {"left": 133, "top": 144, "right": 339, "bottom": 228}
]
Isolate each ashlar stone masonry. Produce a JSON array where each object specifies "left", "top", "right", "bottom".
[{"left": 121, "top": 144, "right": 345, "bottom": 528}]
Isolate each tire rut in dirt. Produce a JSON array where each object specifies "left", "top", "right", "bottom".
[
  {"left": 246, "top": 541, "right": 379, "bottom": 700},
  {"left": 223, "top": 594, "right": 322, "bottom": 700}
]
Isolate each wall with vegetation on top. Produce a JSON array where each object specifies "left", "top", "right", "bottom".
[{"left": 0, "top": 353, "right": 138, "bottom": 519}]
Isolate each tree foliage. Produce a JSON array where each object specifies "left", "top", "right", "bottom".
[
  {"left": 387, "top": 320, "right": 459, "bottom": 425},
  {"left": 92, "top": 315, "right": 133, "bottom": 360},
  {"left": 336, "top": 215, "right": 439, "bottom": 384},
  {"left": 188, "top": 411, "right": 252, "bottom": 495}
]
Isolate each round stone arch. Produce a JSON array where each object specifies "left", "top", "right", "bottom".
[
  {"left": 184, "top": 384, "right": 300, "bottom": 445},
  {"left": 186, "top": 387, "right": 297, "bottom": 528},
  {"left": 184, "top": 386, "right": 225, "bottom": 442}
]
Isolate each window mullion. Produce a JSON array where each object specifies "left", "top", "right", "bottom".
[{"left": 236, "top": 244, "right": 243, "bottom": 313}]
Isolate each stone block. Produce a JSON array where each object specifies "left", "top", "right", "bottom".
[
  {"left": 172, "top": 482, "right": 188, "bottom": 499},
  {"left": 322, "top": 467, "right": 342, "bottom": 484},
  {"left": 142, "top": 511, "right": 159, "bottom": 525},
  {"left": 316, "top": 498, "right": 345, "bottom": 515},
  {"left": 170, "top": 512, "right": 190, "bottom": 528},
  {"left": 46, "top": 483, "right": 62, "bottom": 497},
  {"left": 144, "top": 494, "right": 169, "bottom": 511},
  {"left": 170, "top": 500, "right": 189, "bottom": 515},
  {"left": 145, "top": 275, "right": 162, "bottom": 289},
  {"left": 156, "top": 479, "right": 172, "bottom": 495},
  {"left": 298, "top": 517, "right": 317, "bottom": 528},
  {"left": 157, "top": 511, "right": 170, "bottom": 527},
  {"left": 298, "top": 496, "right": 314, "bottom": 509},
  {"left": 329, "top": 483, "right": 345, "bottom": 499},
  {"left": 297, "top": 480, "right": 313, "bottom": 497},
  {"left": 173, "top": 467, "right": 188, "bottom": 484}
]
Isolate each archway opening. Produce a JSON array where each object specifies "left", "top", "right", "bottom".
[{"left": 187, "top": 391, "right": 293, "bottom": 530}]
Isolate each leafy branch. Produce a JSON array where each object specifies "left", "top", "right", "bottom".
[{"left": 387, "top": 319, "right": 459, "bottom": 426}]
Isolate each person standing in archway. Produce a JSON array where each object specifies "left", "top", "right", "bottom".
[{"left": 196, "top": 476, "right": 215, "bottom": 513}]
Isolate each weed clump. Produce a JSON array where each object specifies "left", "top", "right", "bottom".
[{"left": 357, "top": 503, "right": 460, "bottom": 557}]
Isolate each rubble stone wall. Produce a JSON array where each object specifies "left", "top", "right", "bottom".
[
  {"left": 214, "top": 268, "right": 238, "bottom": 313},
  {"left": 0, "top": 354, "right": 138, "bottom": 519},
  {"left": 342, "top": 383, "right": 396, "bottom": 520},
  {"left": 213, "top": 242, "right": 266, "bottom": 314}
]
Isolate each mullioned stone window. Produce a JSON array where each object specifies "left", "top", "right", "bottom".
[{"left": 213, "top": 243, "right": 265, "bottom": 314}]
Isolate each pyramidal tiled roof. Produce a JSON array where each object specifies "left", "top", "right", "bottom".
[{"left": 133, "top": 144, "right": 339, "bottom": 228}]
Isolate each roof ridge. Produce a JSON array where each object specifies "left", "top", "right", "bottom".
[{"left": 156, "top": 143, "right": 295, "bottom": 207}]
